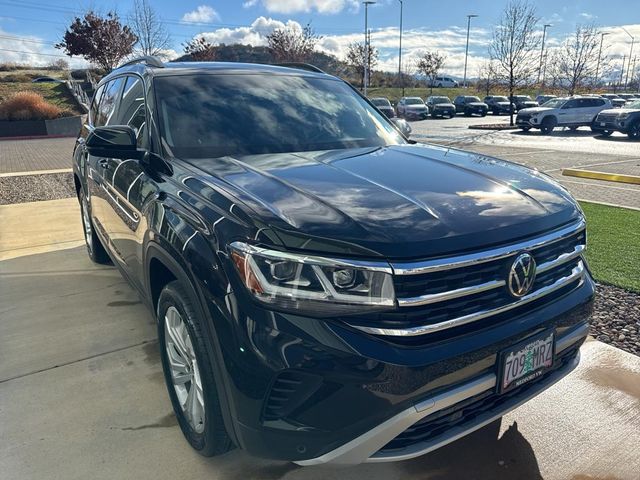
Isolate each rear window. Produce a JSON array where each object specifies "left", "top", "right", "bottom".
[{"left": 154, "top": 74, "right": 405, "bottom": 159}]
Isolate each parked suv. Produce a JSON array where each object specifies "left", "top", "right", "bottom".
[
  {"left": 516, "top": 96, "right": 611, "bottom": 134},
  {"left": 600, "top": 94, "right": 626, "bottom": 108},
  {"left": 370, "top": 97, "right": 395, "bottom": 118},
  {"left": 425, "top": 95, "right": 456, "bottom": 118},
  {"left": 73, "top": 58, "right": 594, "bottom": 466},
  {"left": 592, "top": 99, "right": 640, "bottom": 139},
  {"left": 430, "top": 76, "right": 458, "bottom": 88},
  {"left": 483, "top": 95, "right": 514, "bottom": 115},
  {"left": 510, "top": 95, "right": 538, "bottom": 111},
  {"left": 396, "top": 96, "right": 429, "bottom": 120},
  {"left": 454, "top": 95, "right": 488, "bottom": 116}
]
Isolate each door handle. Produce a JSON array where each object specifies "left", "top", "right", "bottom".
[{"left": 98, "top": 159, "right": 108, "bottom": 168}]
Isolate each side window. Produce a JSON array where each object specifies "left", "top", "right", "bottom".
[
  {"left": 563, "top": 99, "right": 579, "bottom": 109},
  {"left": 117, "top": 76, "right": 146, "bottom": 147},
  {"left": 89, "top": 85, "right": 105, "bottom": 126},
  {"left": 95, "top": 77, "right": 125, "bottom": 127}
]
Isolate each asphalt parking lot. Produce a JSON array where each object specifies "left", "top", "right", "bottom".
[{"left": 1, "top": 122, "right": 640, "bottom": 479}]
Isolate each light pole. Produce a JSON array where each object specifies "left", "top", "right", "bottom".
[
  {"left": 398, "top": 0, "right": 404, "bottom": 96},
  {"left": 537, "top": 24, "right": 552, "bottom": 86},
  {"left": 595, "top": 32, "right": 610, "bottom": 88},
  {"left": 363, "top": 1, "right": 376, "bottom": 96},
  {"left": 619, "top": 55, "right": 626, "bottom": 91},
  {"left": 622, "top": 27, "right": 634, "bottom": 91},
  {"left": 463, "top": 14, "right": 478, "bottom": 88}
]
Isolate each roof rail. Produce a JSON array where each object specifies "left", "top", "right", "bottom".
[
  {"left": 119, "top": 56, "right": 164, "bottom": 69},
  {"left": 276, "top": 63, "right": 325, "bottom": 74}
]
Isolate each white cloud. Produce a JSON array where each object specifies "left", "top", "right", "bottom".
[
  {"left": 245, "top": 0, "right": 359, "bottom": 14},
  {"left": 0, "top": 28, "right": 87, "bottom": 68},
  {"left": 579, "top": 12, "right": 597, "bottom": 21},
  {"left": 181, "top": 5, "right": 220, "bottom": 23},
  {"left": 199, "top": 16, "right": 298, "bottom": 47}
]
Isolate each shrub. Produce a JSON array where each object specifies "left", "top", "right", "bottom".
[{"left": 0, "top": 91, "right": 62, "bottom": 121}]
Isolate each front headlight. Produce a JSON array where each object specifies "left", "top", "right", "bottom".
[{"left": 228, "top": 242, "right": 395, "bottom": 315}]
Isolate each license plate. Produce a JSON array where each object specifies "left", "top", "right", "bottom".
[
  {"left": 499, "top": 330, "right": 554, "bottom": 393},
  {"left": 600, "top": 122, "right": 606, "bottom": 127}
]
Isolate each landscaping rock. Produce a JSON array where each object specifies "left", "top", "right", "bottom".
[{"left": 591, "top": 283, "right": 640, "bottom": 357}]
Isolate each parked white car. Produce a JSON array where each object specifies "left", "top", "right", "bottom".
[
  {"left": 429, "top": 76, "right": 459, "bottom": 88},
  {"left": 516, "top": 96, "right": 612, "bottom": 134}
]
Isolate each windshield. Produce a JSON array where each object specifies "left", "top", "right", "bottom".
[
  {"left": 430, "top": 97, "right": 451, "bottom": 104},
  {"left": 371, "top": 98, "right": 391, "bottom": 107},
  {"left": 493, "top": 96, "right": 509, "bottom": 102},
  {"left": 405, "top": 98, "right": 424, "bottom": 105},
  {"left": 541, "top": 98, "right": 567, "bottom": 108},
  {"left": 627, "top": 100, "right": 640, "bottom": 109},
  {"left": 154, "top": 74, "right": 405, "bottom": 159},
  {"left": 466, "top": 97, "right": 481, "bottom": 102}
]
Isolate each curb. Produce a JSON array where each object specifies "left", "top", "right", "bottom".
[
  {"left": 0, "top": 134, "right": 76, "bottom": 141},
  {"left": 563, "top": 168, "right": 640, "bottom": 186},
  {"left": 468, "top": 124, "right": 519, "bottom": 131},
  {"left": 0, "top": 168, "right": 72, "bottom": 178}
]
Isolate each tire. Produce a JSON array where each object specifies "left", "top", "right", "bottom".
[
  {"left": 464, "top": 109, "right": 471, "bottom": 117},
  {"left": 540, "top": 116, "right": 557, "bottom": 134},
  {"left": 493, "top": 109, "right": 499, "bottom": 116},
  {"left": 520, "top": 127, "right": 531, "bottom": 132},
  {"left": 158, "top": 281, "right": 233, "bottom": 457},
  {"left": 480, "top": 111, "right": 487, "bottom": 117},
  {"left": 628, "top": 122, "right": 640, "bottom": 140},
  {"left": 79, "top": 188, "right": 110, "bottom": 264},
  {"left": 568, "top": 126, "right": 578, "bottom": 131},
  {"left": 599, "top": 130, "right": 613, "bottom": 137}
]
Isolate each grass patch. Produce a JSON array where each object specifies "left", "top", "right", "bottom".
[
  {"left": 0, "top": 82, "right": 83, "bottom": 116},
  {"left": 580, "top": 201, "right": 640, "bottom": 292}
]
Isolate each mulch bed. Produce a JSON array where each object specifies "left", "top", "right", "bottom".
[{"left": 0, "top": 171, "right": 75, "bottom": 205}]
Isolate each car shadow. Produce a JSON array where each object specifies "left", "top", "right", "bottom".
[
  {"left": 510, "top": 128, "right": 596, "bottom": 138},
  {"left": 593, "top": 134, "right": 635, "bottom": 142},
  {"left": 401, "top": 419, "right": 542, "bottom": 480}
]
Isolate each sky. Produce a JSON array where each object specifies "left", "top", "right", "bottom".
[{"left": 0, "top": 0, "right": 639, "bottom": 80}]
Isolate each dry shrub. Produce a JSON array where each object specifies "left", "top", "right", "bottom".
[
  {"left": 1, "top": 73, "right": 33, "bottom": 83},
  {"left": 0, "top": 91, "right": 62, "bottom": 121}
]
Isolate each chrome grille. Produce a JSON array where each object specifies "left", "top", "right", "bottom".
[
  {"left": 595, "top": 112, "right": 619, "bottom": 123},
  {"left": 347, "top": 220, "right": 587, "bottom": 337}
]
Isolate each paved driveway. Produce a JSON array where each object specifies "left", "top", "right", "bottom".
[{"left": 0, "top": 137, "right": 74, "bottom": 174}]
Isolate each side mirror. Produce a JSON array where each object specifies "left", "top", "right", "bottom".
[
  {"left": 86, "top": 125, "right": 143, "bottom": 160},
  {"left": 391, "top": 118, "right": 412, "bottom": 137}
]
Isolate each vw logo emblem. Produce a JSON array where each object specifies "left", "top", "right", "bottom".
[{"left": 508, "top": 253, "right": 537, "bottom": 298}]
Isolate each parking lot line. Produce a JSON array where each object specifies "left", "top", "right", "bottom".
[{"left": 563, "top": 168, "right": 640, "bottom": 186}]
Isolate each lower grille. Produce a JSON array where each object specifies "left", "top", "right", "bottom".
[
  {"left": 262, "top": 370, "right": 322, "bottom": 421},
  {"left": 378, "top": 344, "right": 580, "bottom": 454}
]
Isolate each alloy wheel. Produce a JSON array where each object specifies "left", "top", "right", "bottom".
[{"left": 164, "top": 306, "right": 205, "bottom": 433}]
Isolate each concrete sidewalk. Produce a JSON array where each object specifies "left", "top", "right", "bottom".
[{"left": 0, "top": 197, "right": 84, "bottom": 261}]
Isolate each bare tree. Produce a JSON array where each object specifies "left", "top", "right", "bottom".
[
  {"left": 489, "top": 0, "right": 540, "bottom": 125},
  {"left": 346, "top": 42, "right": 379, "bottom": 88},
  {"left": 266, "top": 23, "right": 321, "bottom": 63},
  {"left": 553, "top": 24, "right": 603, "bottom": 95},
  {"left": 183, "top": 37, "right": 216, "bottom": 61},
  {"left": 130, "top": 0, "right": 171, "bottom": 57},
  {"left": 476, "top": 60, "right": 499, "bottom": 96},
  {"left": 415, "top": 51, "right": 446, "bottom": 94}
]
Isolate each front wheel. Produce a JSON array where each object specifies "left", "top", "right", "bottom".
[
  {"left": 568, "top": 126, "right": 578, "bottom": 131},
  {"left": 540, "top": 116, "right": 557, "bottom": 135},
  {"left": 79, "top": 189, "right": 110, "bottom": 264},
  {"left": 158, "top": 281, "right": 233, "bottom": 457},
  {"left": 599, "top": 130, "right": 613, "bottom": 137},
  {"left": 520, "top": 127, "right": 531, "bottom": 132},
  {"left": 628, "top": 122, "right": 640, "bottom": 140}
]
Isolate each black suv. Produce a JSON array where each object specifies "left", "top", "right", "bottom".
[
  {"left": 592, "top": 99, "right": 640, "bottom": 139},
  {"left": 483, "top": 95, "right": 514, "bottom": 115},
  {"left": 453, "top": 95, "right": 488, "bottom": 116},
  {"left": 73, "top": 58, "right": 594, "bottom": 466}
]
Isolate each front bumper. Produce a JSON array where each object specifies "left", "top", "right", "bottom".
[
  {"left": 404, "top": 110, "right": 429, "bottom": 120},
  {"left": 297, "top": 322, "right": 587, "bottom": 465},
  {"left": 206, "top": 267, "right": 594, "bottom": 464}
]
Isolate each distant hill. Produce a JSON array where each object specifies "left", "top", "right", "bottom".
[{"left": 175, "top": 44, "right": 354, "bottom": 79}]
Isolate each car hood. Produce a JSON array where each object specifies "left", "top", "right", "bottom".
[
  {"left": 493, "top": 102, "right": 512, "bottom": 106},
  {"left": 184, "top": 144, "right": 581, "bottom": 258},
  {"left": 433, "top": 103, "right": 455, "bottom": 108},
  {"left": 405, "top": 105, "right": 428, "bottom": 110},
  {"left": 519, "top": 106, "right": 553, "bottom": 115},
  {"left": 520, "top": 101, "right": 538, "bottom": 106},
  {"left": 598, "top": 107, "right": 640, "bottom": 115},
  {"left": 466, "top": 102, "right": 488, "bottom": 107}
]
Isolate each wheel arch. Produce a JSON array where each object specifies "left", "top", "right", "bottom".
[{"left": 144, "top": 240, "right": 241, "bottom": 447}]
